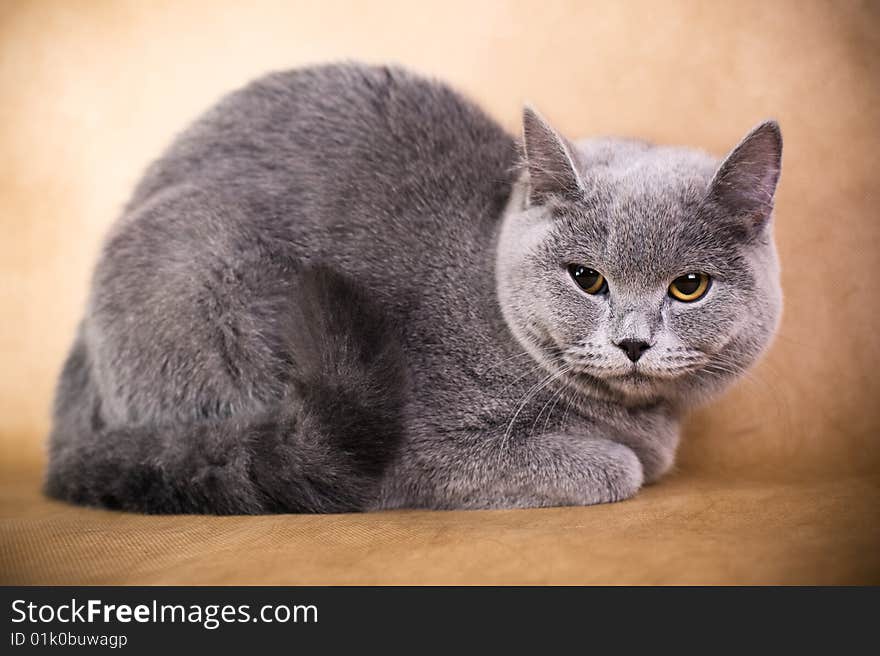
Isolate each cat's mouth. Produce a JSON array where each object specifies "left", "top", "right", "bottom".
[
  {"left": 605, "top": 368, "right": 663, "bottom": 389},
  {"left": 567, "top": 361, "right": 655, "bottom": 381},
  {"left": 560, "top": 366, "right": 666, "bottom": 403},
  {"left": 567, "top": 363, "right": 680, "bottom": 397},
  {"left": 598, "top": 369, "right": 674, "bottom": 401},
  {"left": 557, "top": 342, "right": 707, "bottom": 397},
  {"left": 566, "top": 364, "right": 651, "bottom": 389},
  {"left": 610, "top": 369, "right": 651, "bottom": 381}
]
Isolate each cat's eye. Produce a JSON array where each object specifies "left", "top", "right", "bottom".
[
  {"left": 568, "top": 264, "right": 607, "bottom": 295},
  {"left": 669, "top": 273, "right": 711, "bottom": 302}
]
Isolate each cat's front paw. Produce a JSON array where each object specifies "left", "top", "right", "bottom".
[
  {"left": 552, "top": 434, "right": 644, "bottom": 505},
  {"left": 588, "top": 439, "right": 644, "bottom": 503}
]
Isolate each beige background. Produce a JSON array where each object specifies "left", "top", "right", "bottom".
[{"left": 1, "top": 1, "right": 878, "bottom": 584}]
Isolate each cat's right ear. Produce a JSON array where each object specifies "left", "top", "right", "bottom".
[
  {"left": 707, "top": 120, "right": 783, "bottom": 234},
  {"left": 521, "top": 106, "right": 585, "bottom": 205}
]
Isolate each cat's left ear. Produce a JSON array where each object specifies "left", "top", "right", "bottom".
[
  {"left": 708, "top": 120, "right": 783, "bottom": 233},
  {"left": 521, "top": 106, "right": 585, "bottom": 205}
]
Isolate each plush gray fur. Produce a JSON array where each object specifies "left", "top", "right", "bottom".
[{"left": 45, "top": 63, "right": 782, "bottom": 514}]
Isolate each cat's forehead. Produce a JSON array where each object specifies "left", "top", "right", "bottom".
[
  {"left": 574, "top": 137, "right": 716, "bottom": 168},
  {"left": 556, "top": 140, "right": 733, "bottom": 280},
  {"left": 574, "top": 138, "right": 718, "bottom": 196}
]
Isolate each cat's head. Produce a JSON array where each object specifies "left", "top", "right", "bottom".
[{"left": 496, "top": 108, "right": 783, "bottom": 406}]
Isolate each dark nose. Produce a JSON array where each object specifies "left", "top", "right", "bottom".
[{"left": 617, "top": 339, "right": 651, "bottom": 362}]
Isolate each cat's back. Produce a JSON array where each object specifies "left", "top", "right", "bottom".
[
  {"left": 82, "top": 64, "right": 519, "bottom": 424},
  {"left": 129, "top": 63, "right": 517, "bottom": 223}
]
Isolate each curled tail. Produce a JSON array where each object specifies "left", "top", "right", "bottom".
[{"left": 45, "top": 268, "right": 406, "bottom": 514}]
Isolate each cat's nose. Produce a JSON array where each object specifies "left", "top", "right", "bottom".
[{"left": 616, "top": 339, "right": 651, "bottom": 363}]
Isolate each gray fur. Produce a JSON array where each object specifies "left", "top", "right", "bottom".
[{"left": 45, "top": 63, "right": 782, "bottom": 513}]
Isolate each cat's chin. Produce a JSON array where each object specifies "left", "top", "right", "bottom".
[
  {"left": 595, "top": 371, "right": 674, "bottom": 403},
  {"left": 609, "top": 375, "right": 660, "bottom": 393},
  {"left": 598, "top": 369, "right": 726, "bottom": 406},
  {"left": 565, "top": 368, "right": 669, "bottom": 404}
]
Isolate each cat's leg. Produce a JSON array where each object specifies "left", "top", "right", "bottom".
[
  {"left": 377, "top": 432, "right": 644, "bottom": 510},
  {"left": 603, "top": 411, "right": 681, "bottom": 484},
  {"left": 619, "top": 432, "right": 679, "bottom": 484}
]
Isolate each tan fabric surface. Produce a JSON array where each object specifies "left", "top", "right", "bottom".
[
  {"left": 1, "top": 0, "right": 878, "bottom": 584},
  {"left": 2, "top": 464, "right": 878, "bottom": 585}
]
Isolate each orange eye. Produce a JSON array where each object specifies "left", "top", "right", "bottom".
[
  {"left": 669, "top": 273, "right": 710, "bottom": 302},
  {"left": 568, "top": 264, "right": 607, "bottom": 295}
]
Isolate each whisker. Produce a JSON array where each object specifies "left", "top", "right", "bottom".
[
  {"left": 542, "top": 383, "right": 570, "bottom": 434},
  {"left": 499, "top": 366, "right": 568, "bottom": 455},
  {"left": 479, "top": 350, "right": 534, "bottom": 377},
  {"left": 498, "top": 359, "right": 548, "bottom": 394},
  {"left": 529, "top": 366, "right": 573, "bottom": 438}
]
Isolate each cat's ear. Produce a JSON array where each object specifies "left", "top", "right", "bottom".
[
  {"left": 708, "top": 120, "right": 782, "bottom": 232},
  {"left": 521, "top": 106, "right": 585, "bottom": 205}
]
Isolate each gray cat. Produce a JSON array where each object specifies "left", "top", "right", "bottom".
[{"left": 45, "top": 63, "right": 782, "bottom": 514}]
